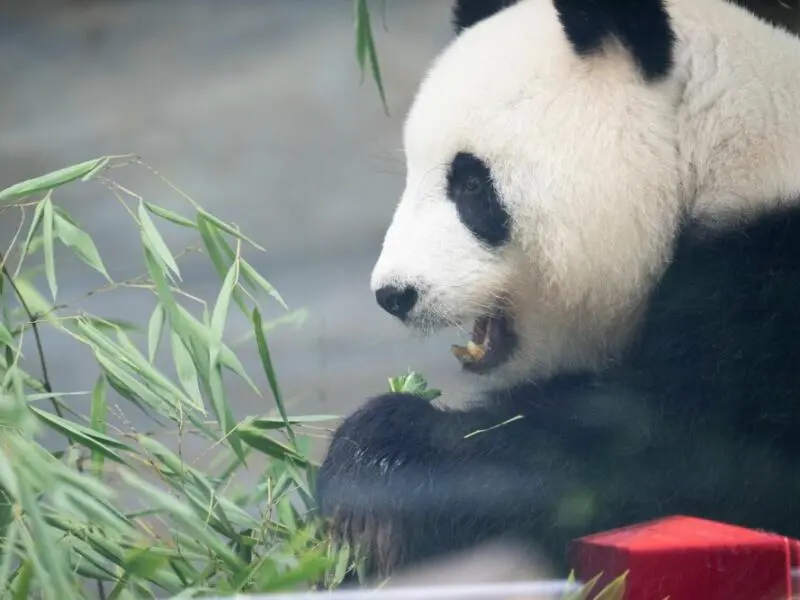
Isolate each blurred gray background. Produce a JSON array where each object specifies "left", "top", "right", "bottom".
[{"left": 0, "top": 0, "right": 475, "bottom": 456}]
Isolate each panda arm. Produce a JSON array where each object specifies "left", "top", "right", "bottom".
[
  {"left": 315, "top": 390, "right": 577, "bottom": 578},
  {"left": 316, "top": 372, "right": 797, "bottom": 580},
  {"left": 315, "top": 376, "right": 664, "bottom": 578}
]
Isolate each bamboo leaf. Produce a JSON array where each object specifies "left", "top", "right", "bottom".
[
  {"left": 253, "top": 308, "right": 294, "bottom": 445},
  {"left": 0, "top": 322, "right": 13, "bottom": 347},
  {"left": 240, "top": 259, "right": 287, "bottom": 309},
  {"left": 90, "top": 375, "right": 108, "bottom": 478},
  {"left": 95, "top": 352, "right": 176, "bottom": 419},
  {"left": 41, "top": 195, "right": 57, "bottom": 300},
  {"left": 9, "top": 277, "right": 60, "bottom": 329},
  {"left": 80, "top": 315, "right": 139, "bottom": 334},
  {"left": 330, "top": 541, "right": 352, "bottom": 588},
  {"left": 14, "top": 473, "right": 74, "bottom": 597},
  {"left": 206, "top": 225, "right": 286, "bottom": 310},
  {"left": 144, "top": 201, "right": 197, "bottom": 229},
  {"left": 172, "top": 303, "right": 259, "bottom": 397},
  {"left": 0, "top": 158, "right": 107, "bottom": 203},
  {"left": 249, "top": 415, "right": 338, "bottom": 430},
  {"left": 135, "top": 435, "right": 257, "bottom": 530},
  {"left": 208, "top": 363, "right": 245, "bottom": 462},
  {"left": 388, "top": 370, "right": 441, "bottom": 401},
  {"left": 196, "top": 215, "right": 251, "bottom": 316},
  {"left": 20, "top": 198, "right": 47, "bottom": 260},
  {"left": 117, "top": 471, "right": 244, "bottom": 571},
  {"left": 170, "top": 329, "right": 203, "bottom": 410},
  {"left": 30, "top": 406, "right": 132, "bottom": 464},
  {"left": 10, "top": 561, "right": 33, "bottom": 600},
  {"left": 563, "top": 572, "right": 602, "bottom": 600},
  {"left": 0, "top": 159, "right": 340, "bottom": 597},
  {"left": 53, "top": 208, "right": 111, "bottom": 280},
  {"left": 75, "top": 317, "right": 201, "bottom": 415},
  {"left": 257, "top": 551, "right": 329, "bottom": 593},
  {"left": 594, "top": 572, "right": 628, "bottom": 600},
  {"left": 354, "top": 0, "right": 389, "bottom": 114},
  {"left": 147, "top": 304, "right": 165, "bottom": 363},
  {"left": 122, "top": 546, "right": 169, "bottom": 581},
  {"left": 238, "top": 426, "right": 308, "bottom": 466},
  {"left": 138, "top": 202, "right": 181, "bottom": 280},
  {"left": 355, "top": 0, "right": 369, "bottom": 72},
  {"left": 365, "top": 11, "right": 389, "bottom": 114},
  {"left": 209, "top": 259, "right": 239, "bottom": 369},
  {"left": 196, "top": 211, "right": 264, "bottom": 251},
  {"left": 0, "top": 520, "right": 19, "bottom": 592}
]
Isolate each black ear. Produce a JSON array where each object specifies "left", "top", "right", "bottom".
[
  {"left": 452, "top": 0, "right": 518, "bottom": 33},
  {"left": 728, "top": 0, "right": 800, "bottom": 34},
  {"left": 554, "top": 0, "right": 675, "bottom": 81}
]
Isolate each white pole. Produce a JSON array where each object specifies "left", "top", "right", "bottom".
[{"left": 210, "top": 579, "right": 582, "bottom": 600}]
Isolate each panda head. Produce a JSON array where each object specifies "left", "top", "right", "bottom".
[{"left": 370, "top": 0, "right": 798, "bottom": 385}]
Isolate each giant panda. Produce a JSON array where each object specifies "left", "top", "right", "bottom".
[{"left": 316, "top": 0, "right": 800, "bottom": 580}]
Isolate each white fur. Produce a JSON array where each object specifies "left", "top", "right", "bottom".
[
  {"left": 370, "top": 0, "right": 800, "bottom": 386},
  {"left": 669, "top": 0, "right": 800, "bottom": 222}
]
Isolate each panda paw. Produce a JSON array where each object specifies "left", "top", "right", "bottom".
[
  {"left": 315, "top": 392, "right": 457, "bottom": 577},
  {"left": 315, "top": 391, "right": 562, "bottom": 580}
]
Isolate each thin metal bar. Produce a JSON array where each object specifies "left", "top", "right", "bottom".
[
  {"left": 209, "top": 580, "right": 582, "bottom": 600},
  {"left": 209, "top": 566, "right": 800, "bottom": 599}
]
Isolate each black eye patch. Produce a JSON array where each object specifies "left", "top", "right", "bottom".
[{"left": 446, "top": 152, "right": 511, "bottom": 247}]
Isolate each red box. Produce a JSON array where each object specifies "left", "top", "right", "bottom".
[{"left": 571, "top": 516, "right": 800, "bottom": 600}]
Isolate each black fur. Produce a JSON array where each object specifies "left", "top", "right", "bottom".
[
  {"left": 452, "top": 0, "right": 674, "bottom": 81},
  {"left": 554, "top": 0, "right": 674, "bottom": 81},
  {"left": 317, "top": 203, "right": 800, "bottom": 579},
  {"left": 447, "top": 152, "right": 511, "bottom": 248},
  {"left": 451, "top": 0, "right": 518, "bottom": 33},
  {"left": 728, "top": 0, "right": 800, "bottom": 34},
  {"left": 452, "top": 0, "right": 799, "bottom": 40},
  {"left": 450, "top": 1, "right": 798, "bottom": 82}
]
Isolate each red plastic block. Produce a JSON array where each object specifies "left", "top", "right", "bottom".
[{"left": 570, "top": 516, "right": 800, "bottom": 600}]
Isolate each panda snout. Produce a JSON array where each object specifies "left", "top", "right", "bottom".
[{"left": 375, "top": 285, "right": 419, "bottom": 321}]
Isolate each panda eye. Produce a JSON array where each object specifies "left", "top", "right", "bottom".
[
  {"left": 463, "top": 175, "right": 483, "bottom": 194},
  {"left": 446, "top": 151, "right": 511, "bottom": 248}
]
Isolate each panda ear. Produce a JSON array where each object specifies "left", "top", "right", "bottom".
[
  {"left": 554, "top": 0, "right": 675, "bottom": 81},
  {"left": 452, "top": 0, "right": 517, "bottom": 33}
]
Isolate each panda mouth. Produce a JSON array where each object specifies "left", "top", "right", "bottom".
[{"left": 451, "top": 312, "right": 516, "bottom": 374}]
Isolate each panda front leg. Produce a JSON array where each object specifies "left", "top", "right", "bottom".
[{"left": 315, "top": 391, "right": 578, "bottom": 580}]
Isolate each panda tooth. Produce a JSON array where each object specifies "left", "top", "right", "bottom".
[
  {"left": 467, "top": 340, "right": 487, "bottom": 361},
  {"left": 451, "top": 341, "right": 486, "bottom": 364},
  {"left": 451, "top": 344, "right": 474, "bottom": 363}
]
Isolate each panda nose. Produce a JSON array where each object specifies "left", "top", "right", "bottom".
[{"left": 375, "top": 285, "right": 418, "bottom": 320}]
